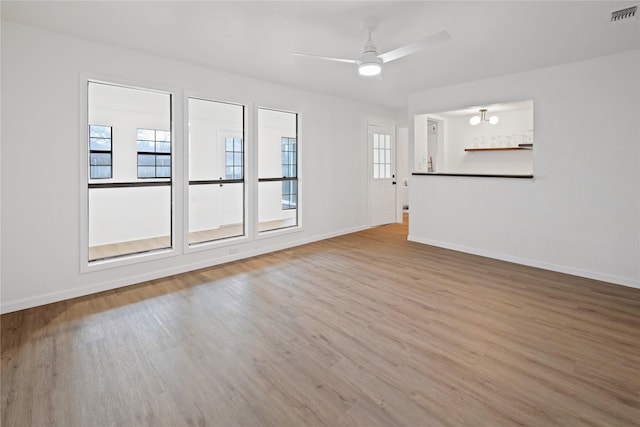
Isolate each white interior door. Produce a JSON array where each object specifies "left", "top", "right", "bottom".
[{"left": 369, "top": 124, "right": 397, "bottom": 226}]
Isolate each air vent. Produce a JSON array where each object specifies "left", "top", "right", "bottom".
[{"left": 611, "top": 6, "right": 637, "bottom": 23}]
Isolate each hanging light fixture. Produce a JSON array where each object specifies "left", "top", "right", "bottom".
[{"left": 469, "top": 108, "right": 499, "bottom": 126}]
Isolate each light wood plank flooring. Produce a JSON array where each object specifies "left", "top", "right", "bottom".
[
  {"left": 3, "top": 217, "right": 639, "bottom": 426},
  {"left": 90, "top": 219, "right": 297, "bottom": 260}
]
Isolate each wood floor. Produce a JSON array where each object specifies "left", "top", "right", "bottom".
[
  {"left": 89, "top": 219, "right": 297, "bottom": 260},
  {"left": 2, "top": 216, "right": 639, "bottom": 426}
]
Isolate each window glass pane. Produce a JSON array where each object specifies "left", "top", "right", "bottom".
[
  {"left": 258, "top": 109, "right": 298, "bottom": 231},
  {"left": 90, "top": 152, "right": 111, "bottom": 166},
  {"left": 138, "top": 154, "right": 156, "bottom": 166},
  {"left": 138, "top": 129, "right": 155, "bottom": 141},
  {"left": 137, "top": 140, "right": 155, "bottom": 152},
  {"left": 156, "top": 130, "right": 171, "bottom": 142},
  {"left": 90, "top": 125, "right": 111, "bottom": 138},
  {"left": 156, "top": 155, "right": 171, "bottom": 167},
  {"left": 90, "top": 165, "right": 112, "bottom": 179},
  {"left": 137, "top": 166, "right": 156, "bottom": 177},
  {"left": 385, "top": 164, "right": 391, "bottom": 178},
  {"left": 188, "top": 98, "right": 244, "bottom": 244},
  {"left": 156, "top": 142, "right": 171, "bottom": 153},
  {"left": 90, "top": 138, "right": 111, "bottom": 151},
  {"left": 374, "top": 164, "right": 379, "bottom": 179},
  {"left": 188, "top": 182, "right": 244, "bottom": 245},
  {"left": 88, "top": 82, "right": 172, "bottom": 262},
  {"left": 373, "top": 134, "right": 379, "bottom": 149},
  {"left": 156, "top": 167, "right": 171, "bottom": 178}
]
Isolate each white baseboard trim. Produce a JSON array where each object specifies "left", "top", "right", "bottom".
[
  {"left": 1, "top": 225, "right": 368, "bottom": 314},
  {"left": 407, "top": 235, "right": 640, "bottom": 290}
]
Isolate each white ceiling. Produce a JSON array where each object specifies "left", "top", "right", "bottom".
[{"left": 2, "top": 1, "right": 639, "bottom": 111}]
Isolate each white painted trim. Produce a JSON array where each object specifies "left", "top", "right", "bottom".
[
  {"left": 184, "top": 234, "right": 251, "bottom": 254},
  {"left": 1, "top": 225, "right": 368, "bottom": 314},
  {"left": 408, "top": 235, "right": 640, "bottom": 290},
  {"left": 256, "top": 224, "right": 304, "bottom": 240}
]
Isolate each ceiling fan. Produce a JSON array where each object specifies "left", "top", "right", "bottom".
[{"left": 292, "top": 20, "right": 451, "bottom": 77}]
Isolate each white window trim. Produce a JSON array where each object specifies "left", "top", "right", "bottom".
[
  {"left": 79, "top": 74, "right": 182, "bottom": 273},
  {"left": 254, "top": 106, "right": 303, "bottom": 239},
  {"left": 182, "top": 92, "right": 254, "bottom": 255}
]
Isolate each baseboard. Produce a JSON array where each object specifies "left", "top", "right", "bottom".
[
  {"left": 407, "top": 235, "right": 640, "bottom": 290},
  {"left": 1, "top": 225, "right": 369, "bottom": 314}
]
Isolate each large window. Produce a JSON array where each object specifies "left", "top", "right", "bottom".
[
  {"left": 188, "top": 98, "right": 245, "bottom": 245},
  {"left": 258, "top": 108, "right": 298, "bottom": 232},
  {"left": 89, "top": 125, "right": 112, "bottom": 179},
  {"left": 137, "top": 129, "right": 171, "bottom": 178},
  {"left": 87, "top": 82, "right": 172, "bottom": 262},
  {"left": 281, "top": 137, "right": 297, "bottom": 210}
]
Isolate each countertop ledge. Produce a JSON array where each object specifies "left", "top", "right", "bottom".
[{"left": 412, "top": 173, "right": 534, "bottom": 179}]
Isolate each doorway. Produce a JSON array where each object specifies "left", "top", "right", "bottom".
[{"left": 368, "top": 123, "right": 397, "bottom": 227}]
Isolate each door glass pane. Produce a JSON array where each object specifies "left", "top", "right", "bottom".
[
  {"left": 88, "top": 82, "right": 172, "bottom": 262},
  {"left": 258, "top": 108, "right": 298, "bottom": 232},
  {"left": 373, "top": 132, "right": 392, "bottom": 179},
  {"left": 188, "top": 98, "right": 244, "bottom": 245}
]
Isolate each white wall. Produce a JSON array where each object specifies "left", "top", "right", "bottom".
[
  {"left": 408, "top": 50, "right": 640, "bottom": 288},
  {"left": 0, "top": 22, "right": 396, "bottom": 312}
]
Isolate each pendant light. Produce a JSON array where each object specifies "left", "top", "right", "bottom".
[{"left": 470, "top": 109, "right": 499, "bottom": 125}]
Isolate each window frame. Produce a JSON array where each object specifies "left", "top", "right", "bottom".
[
  {"left": 137, "top": 128, "right": 172, "bottom": 179},
  {"left": 89, "top": 124, "right": 113, "bottom": 179},
  {"left": 257, "top": 107, "right": 300, "bottom": 234},
  {"left": 81, "top": 76, "right": 177, "bottom": 273},
  {"left": 185, "top": 96, "right": 249, "bottom": 250},
  {"left": 281, "top": 136, "right": 297, "bottom": 210},
  {"left": 224, "top": 136, "right": 244, "bottom": 180}
]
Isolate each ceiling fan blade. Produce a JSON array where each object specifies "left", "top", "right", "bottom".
[
  {"left": 291, "top": 52, "right": 358, "bottom": 64},
  {"left": 378, "top": 30, "right": 451, "bottom": 63}
]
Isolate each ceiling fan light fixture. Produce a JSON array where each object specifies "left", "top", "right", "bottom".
[
  {"left": 489, "top": 115, "right": 499, "bottom": 125},
  {"left": 358, "top": 60, "right": 382, "bottom": 76},
  {"left": 469, "top": 115, "right": 481, "bottom": 126}
]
